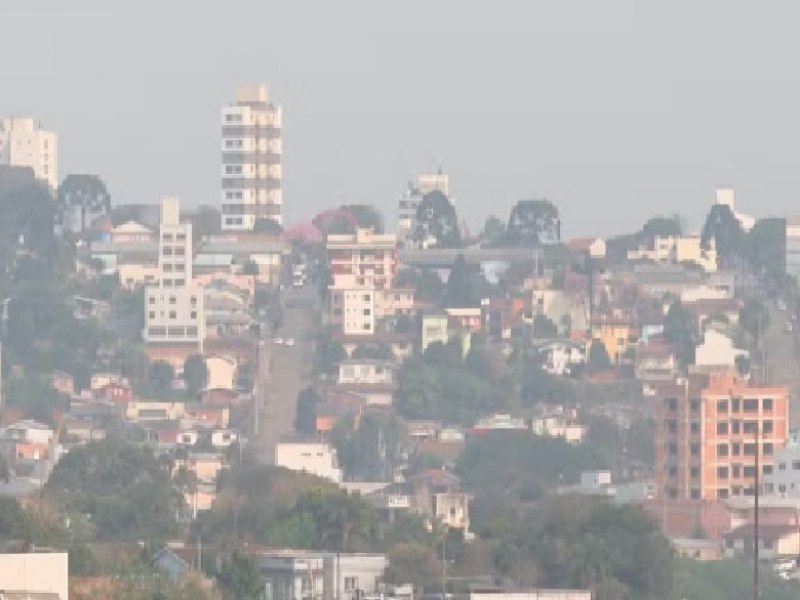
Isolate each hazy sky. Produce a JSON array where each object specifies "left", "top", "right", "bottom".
[{"left": 3, "top": 1, "right": 800, "bottom": 237}]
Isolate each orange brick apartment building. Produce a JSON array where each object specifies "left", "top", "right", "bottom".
[{"left": 655, "top": 373, "right": 789, "bottom": 501}]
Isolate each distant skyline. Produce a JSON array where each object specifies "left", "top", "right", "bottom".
[{"left": 3, "top": 1, "right": 800, "bottom": 237}]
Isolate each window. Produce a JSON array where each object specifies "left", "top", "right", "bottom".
[
  {"left": 190, "top": 311, "right": 197, "bottom": 320},
  {"left": 717, "top": 466, "right": 729, "bottom": 479},
  {"left": 780, "top": 484, "right": 787, "bottom": 494},
  {"left": 717, "top": 443, "right": 729, "bottom": 457},
  {"left": 743, "top": 465, "right": 756, "bottom": 478},
  {"left": 717, "top": 422, "right": 728, "bottom": 435},
  {"left": 169, "top": 311, "right": 177, "bottom": 319},
  {"left": 690, "top": 399, "right": 700, "bottom": 411},
  {"left": 717, "top": 400, "right": 728, "bottom": 412},
  {"left": 779, "top": 462, "right": 786, "bottom": 471},
  {"left": 732, "top": 443, "right": 740, "bottom": 456},
  {"left": 149, "top": 297, "right": 155, "bottom": 304},
  {"left": 344, "top": 577, "right": 358, "bottom": 592},
  {"left": 732, "top": 420, "right": 740, "bottom": 434},
  {"left": 743, "top": 421, "right": 757, "bottom": 434},
  {"left": 743, "top": 399, "right": 758, "bottom": 412},
  {"left": 733, "top": 464, "right": 741, "bottom": 477},
  {"left": 149, "top": 311, "right": 155, "bottom": 319},
  {"left": 363, "top": 323, "right": 371, "bottom": 330},
  {"left": 668, "top": 466, "right": 678, "bottom": 477},
  {"left": 187, "top": 326, "right": 198, "bottom": 336},
  {"left": 763, "top": 443, "right": 774, "bottom": 455},
  {"left": 690, "top": 489, "right": 701, "bottom": 499},
  {"left": 732, "top": 398, "right": 740, "bottom": 412},
  {"left": 763, "top": 420, "right": 774, "bottom": 434},
  {"left": 190, "top": 296, "right": 197, "bottom": 306},
  {"left": 690, "top": 466, "right": 700, "bottom": 478},
  {"left": 362, "top": 294, "right": 372, "bottom": 301},
  {"left": 363, "top": 309, "right": 371, "bottom": 316},
  {"left": 175, "top": 279, "right": 185, "bottom": 286},
  {"left": 169, "top": 296, "right": 176, "bottom": 304},
  {"left": 763, "top": 464, "right": 773, "bottom": 475},
  {"left": 665, "top": 398, "right": 677, "bottom": 411},
  {"left": 690, "top": 443, "right": 700, "bottom": 456},
  {"left": 668, "top": 443, "right": 677, "bottom": 456},
  {"left": 690, "top": 422, "right": 700, "bottom": 434},
  {"left": 667, "top": 420, "right": 677, "bottom": 433},
  {"left": 718, "top": 488, "right": 730, "bottom": 499},
  {"left": 743, "top": 443, "right": 756, "bottom": 456},
  {"left": 763, "top": 398, "right": 774, "bottom": 411},
  {"left": 791, "top": 461, "right": 800, "bottom": 470}
]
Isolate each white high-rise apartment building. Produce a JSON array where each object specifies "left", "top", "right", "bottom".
[
  {"left": 0, "top": 117, "right": 58, "bottom": 190},
  {"left": 144, "top": 198, "right": 205, "bottom": 352},
  {"left": 221, "top": 84, "right": 283, "bottom": 231}
]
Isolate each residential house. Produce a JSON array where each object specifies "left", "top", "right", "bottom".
[
  {"left": 421, "top": 313, "right": 449, "bottom": 351},
  {"left": 338, "top": 360, "right": 393, "bottom": 386},
  {"left": 253, "top": 550, "right": 387, "bottom": 600},
  {"left": 404, "top": 470, "right": 471, "bottom": 535},
  {"left": 210, "top": 429, "right": 239, "bottom": 448},
  {"left": 112, "top": 221, "right": 154, "bottom": 243},
  {"left": 635, "top": 341, "right": 677, "bottom": 381},
  {"left": 470, "top": 414, "right": 527, "bottom": 435},
  {"left": 94, "top": 380, "right": 133, "bottom": 404},
  {"left": 153, "top": 547, "right": 192, "bottom": 582},
  {"left": 125, "top": 402, "right": 186, "bottom": 422},
  {"left": 535, "top": 340, "right": 586, "bottom": 376},
  {"left": 627, "top": 234, "right": 717, "bottom": 272},
  {"left": 48, "top": 371, "right": 75, "bottom": 397},
  {"left": 590, "top": 310, "right": 639, "bottom": 364},
  {"left": 274, "top": 441, "right": 343, "bottom": 483},
  {"left": 531, "top": 407, "right": 586, "bottom": 444},
  {"left": 724, "top": 524, "right": 800, "bottom": 560},
  {"left": 694, "top": 327, "right": 748, "bottom": 370},
  {"left": 671, "top": 537, "right": 722, "bottom": 561},
  {"left": 568, "top": 236, "right": 606, "bottom": 259},
  {"left": 174, "top": 452, "right": 225, "bottom": 485},
  {"left": 763, "top": 431, "right": 800, "bottom": 496},
  {"left": 446, "top": 307, "right": 482, "bottom": 332}
]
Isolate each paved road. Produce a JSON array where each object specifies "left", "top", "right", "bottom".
[
  {"left": 255, "top": 286, "right": 317, "bottom": 463},
  {"left": 763, "top": 303, "right": 800, "bottom": 428}
]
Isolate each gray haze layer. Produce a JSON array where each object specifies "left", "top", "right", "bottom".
[{"left": 2, "top": 0, "right": 800, "bottom": 236}]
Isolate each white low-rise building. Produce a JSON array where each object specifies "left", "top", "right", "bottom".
[
  {"left": 694, "top": 327, "right": 748, "bottom": 369},
  {"left": 274, "top": 441, "right": 343, "bottom": 483},
  {"left": 0, "top": 552, "right": 68, "bottom": 600},
  {"left": 338, "top": 360, "right": 393, "bottom": 385}
]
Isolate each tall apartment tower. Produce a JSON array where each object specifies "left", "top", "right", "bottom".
[
  {"left": 221, "top": 84, "right": 283, "bottom": 231},
  {"left": 654, "top": 373, "right": 789, "bottom": 501},
  {"left": 0, "top": 117, "right": 58, "bottom": 190},
  {"left": 144, "top": 198, "right": 205, "bottom": 355}
]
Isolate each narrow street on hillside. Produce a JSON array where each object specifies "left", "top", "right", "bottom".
[
  {"left": 763, "top": 302, "right": 800, "bottom": 428},
  {"left": 255, "top": 286, "right": 317, "bottom": 463}
]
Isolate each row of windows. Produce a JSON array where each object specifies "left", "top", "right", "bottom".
[
  {"left": 147, "top": 326, "right": 199, "bottom": 336},
  {"left": 162, "top": 233, "right": 186, "bottom": 242},
  {"left": 148, "top": 295, "right": 198, "bottom": 305},
  {"left": 224, "top": 113, "right": 243, "bottom": 123},
  {"left": 162, "top": 247, "right": 186, "bottom": 256},
  {"left": 664, "top": 397, "right": 775, "bottom": 412},
  {"left": 665, "top": 441, "right": 775, "bottom": 456},
  {"left": 224, "top": 138, "right": 244, "bottom": 149},
  {"left": 716, "top": 420, "right": 774, "bottom": 435},
  {"left": 148, "top": 310, "right": 198, "bottom": 320}
]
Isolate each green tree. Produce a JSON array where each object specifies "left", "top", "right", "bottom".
[
  {"left": 217, "top": 551, "right": 265, "bottom": 600},
  {"left": 748, "top": 217, "right": 786, "bottom": 284},
  {"left": 664, "top": 299, "right": 695, "bottom": 366},
  {"left": 56, "top": 174, "right": 111, "bottom": 233},
  {"left": 412, "top": 190, "right": 461, "bottom": 248},
  {"left": 149, "top": 360, "right": 176, "bottom": 393},
  {"left": 332, "top": 411, "right": 404, "bottom": 481},
  {"left": 532, "top": 314, "right": 558, "bottom": 338},
  {"left": 252, "top": 218, "right": 283, "bottom": 235},
  {"left": 45, "top": 440, "right": 180, "bottom": 541},
  {"left": 3, "top": 376, "right": 70, "bottom": 427},
  {"left": 587, "top": 339, "right": 612, "bottom": 371},
  {"left": 295, "top": 387, "right": 322, "bottom": 434},
  {"left": 385, "top": 543, "right": 443, "bottom": 591},
  {"left": 481, "top": 215, "right": 506, "bottom": 247},
  {"left": 341, "top": 204, "right": 384, "bottom": 233},
  {"left": 444, "top": 254, "right": 479, "bottom": 308},
  {"left": 182, "top": 354, "right": 208, "bottom": 396},
  {"left": 313, "top": 331, "right": 347, "bottom": 377},
  {"left": 739, "top": 297, "right": 769, "bottom": 341},
  {"left": 191, "top": 205, "right": 221, "bottom": 244},
  {"left": 505, "top": 199, "right": 561, "bottom": 246},
  {"left": 701, "top": 203, "right": 746, "bottom": 269}
]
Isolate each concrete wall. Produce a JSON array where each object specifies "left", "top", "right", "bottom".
[{"left": 0, "top": 552, "right": 68, "bottom": 599}]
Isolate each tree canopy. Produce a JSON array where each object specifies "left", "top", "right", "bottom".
[
  {"left": 505, "top": 199, "right": 561, "bottom": 247},
  {"left": 45, "top": 441, "right": 181, "bottom": 541},
  {"left": 56, "top": 174, "right": 111, "bottom": 233},
  {"left": 182, "top": 354, "right": 208, "bottom": 396},
  {"left": 412, "top": 190, "right": 461, "bottom": 248}
]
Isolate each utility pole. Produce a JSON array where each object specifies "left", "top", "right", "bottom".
[
  {"left": 753, "top": 423, "right": 760, "bottom": 600},
  {"left": 441, "top": 531, "right": 447, "bottom": 600}
]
